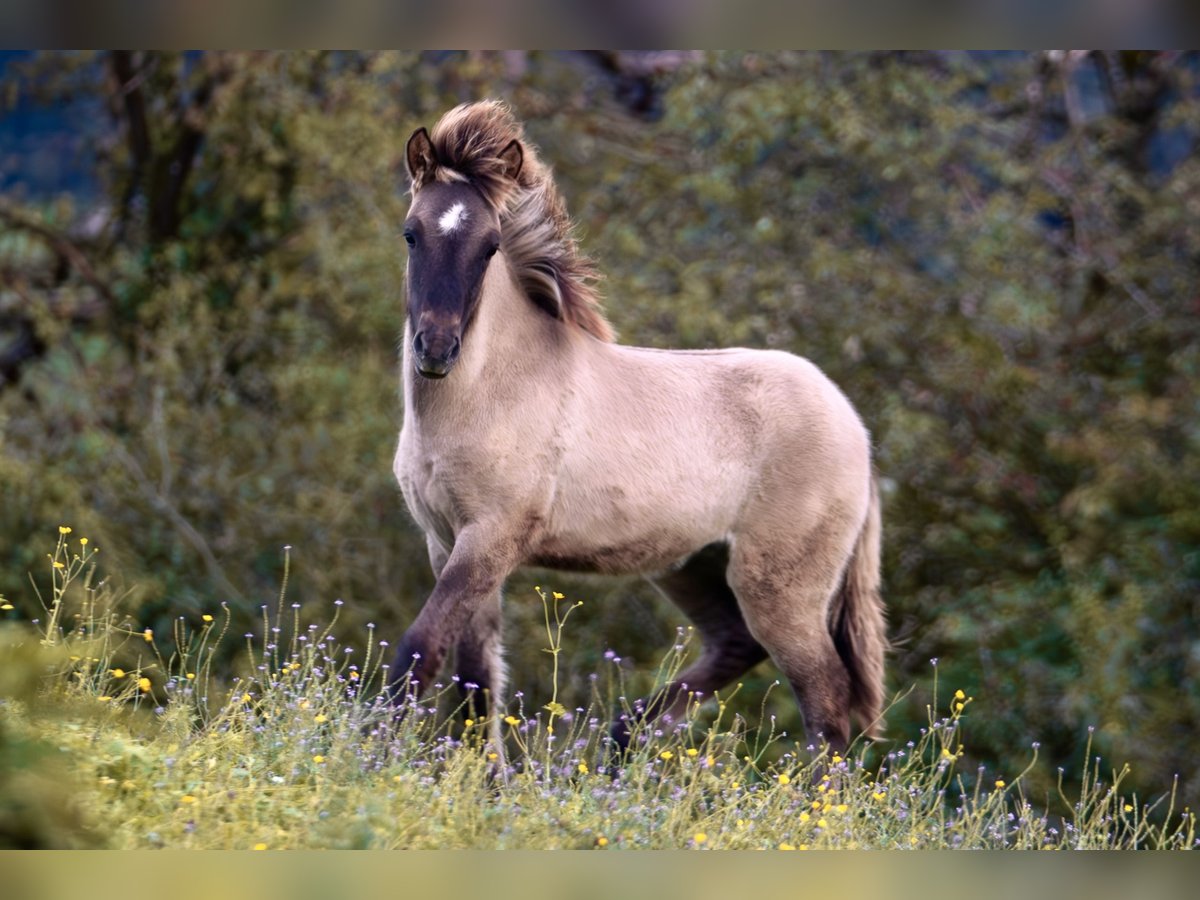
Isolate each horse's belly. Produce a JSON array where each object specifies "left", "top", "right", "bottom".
[{"left": 526, "top": 530, "right": 708, "bottom": 576}]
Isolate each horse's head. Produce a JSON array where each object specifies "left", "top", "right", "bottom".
[{"left": 402, "top": 126, "right": 522, "bottom": 379}]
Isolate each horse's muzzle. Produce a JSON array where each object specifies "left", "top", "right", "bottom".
[{"left": 413, "top": 330, "right": 461, "bottom": 379}]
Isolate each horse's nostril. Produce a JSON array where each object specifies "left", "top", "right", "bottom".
[
  {"left": 448, "top": 337, "right": 461, "bottom": 361},
  {"left": 413, "top": 332, "right": 426, "bottom": 356}
]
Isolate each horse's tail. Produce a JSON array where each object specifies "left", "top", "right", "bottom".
[{"left": 831, "top": 473, "right": 888, "bottom": 740}]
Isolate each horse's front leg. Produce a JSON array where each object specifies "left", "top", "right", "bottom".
[{"left": 389, "top": 527, "right": 517, "bottom": 736}]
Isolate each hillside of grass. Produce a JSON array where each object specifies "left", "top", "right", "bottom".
[{"left": 0, "top": 529, "right": 1193, "bottom": 850}]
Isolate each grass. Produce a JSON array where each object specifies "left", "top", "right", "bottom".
[{"left": 0, "top": 528, "right": 1195, "bottom": 850}]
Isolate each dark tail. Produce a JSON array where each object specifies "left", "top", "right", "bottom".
[{"left": 831, "top": 474, "right": 888, "bottom": 739}]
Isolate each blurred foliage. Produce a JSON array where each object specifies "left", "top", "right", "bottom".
[{"left": 2, "top": 51, "right": 1198, "bottom": 807}]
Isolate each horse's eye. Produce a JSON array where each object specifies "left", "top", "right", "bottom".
[
  {"left": 486, "top": 242, "right": 499, "bottom": 258},
  {"left": 403, "top": 231, "right": 416, "bottom": 248}
]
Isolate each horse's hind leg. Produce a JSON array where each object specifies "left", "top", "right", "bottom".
[
  {"left": 727, "top": 527, "right": 857, "bottom": 752},
  {"left": 615, "top": 543, "right": 768, "bottom": 749}
]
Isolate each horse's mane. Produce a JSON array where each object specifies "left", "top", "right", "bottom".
[{"left": 420, "top": 101, "right": 614, "bottom": 343}]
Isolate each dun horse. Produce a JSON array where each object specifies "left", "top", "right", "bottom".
[{"left": 391, "top": 101, "right": 887, "bottom": 755}]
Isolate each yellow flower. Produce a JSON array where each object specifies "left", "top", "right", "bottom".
[
  {"left": 1, "top": 602, "right": 14, "bottom": 610},
  {"left": 705, "top": 755, "right": 715, "bottom": 767},
  {"left": 111, "top": 668, "right": 126, "bottom": 679},
  {"left": 80, "top": 537, "right": 88, "bottom": 546},
  {"left": 686, "top": 748, "right": 699, "bottom": 758},
  {"left": 143, "top": 628, "right": 153, "bottom": 642},
  {"left": 253, "top": 843, "right": 268, "bottom": 851},
  {"left": 798, "top": 844, "right": 810, "bottom": 851},
  {"left": 873, "top": 791, "right": 886, "bottom": 801},
  {"left": 596, "top": 836, "right": 608, "bottom": 847},
  {"left": 313, "top": 755, "right": 326, "bottom": 764},
  {"left": 779, "top": 842, "right": 796, "bottom": 851},
  {"left": 1124, "top": 803, "right": 1134, "bottom": 813},
  {"left": 186, "top": 673, "right": 195, "bottom": 680},
  {"left": 348, "top": 671, "right": 359, "bottom": 681},
  {"left": 180, "top": 794, "right": 197, "bottom": 804},
  {"left": 799, "top": 812, "right": 810, "bottom": 823},
  {"left": 202, "top": 614, "right": 214, "bottom": 623},
  {"left": 577, "top": 762, "right": 589, "bottom": 774},
  {"left": 552, "top": 591, "right": 564, "bottom": 600},
  {"left": 138, "top": 677, "right": 151, "bottom": 693},
  {"left": 777, "top": 773, "right": 791, "bottom": 786},
  {"left": 464, "top": 718, "right": 474, "bottom": 728},
  {"left": 59, "top": 525, "right": 72, "bottom": 534},
  {"left": 994, "top": 779, "right": 1006, "bottom": 789},
  {"left": 504, "top": 715, "right": 520, "bottom": 726},
  {"left": 954, "top": 702, "right": 964, "bottom": 713},
  {"left": 954, "top": 689, "right": 966, "bottom": 700},
  {"left": 693, "top": 833, "right": 707, "bottom": 845},
  {"left": 941, "top": 748, "right": 955, "bottom": 759},
  {"left": 314, "top": 714, "right": 328, "bottom": 724},
  {"left": 811, "top": 800, "right": 821, "bottom": 810},
  {"left": 817, "top": 818, "right": 829, "bottom": 829},
  {"left": 487, "top": 752, "right": 499, "bottom": 761},
  {"left": 241, "top": 693, "right": 252, "bottom": 703},
  {"left": 97, "top": 695, "right": 112, "bottom": 702},
  {"left": 53, "top": 561, "right": 65, "bottom": 569},
  {"left": 730, "top": 782, "right": 740, "bottom": 790},
  {"left": 659, "top": 751, "right": 674, "bottom": 761},
  {"left": 831, "top": 754, "right": 843, "bottom": 765}
]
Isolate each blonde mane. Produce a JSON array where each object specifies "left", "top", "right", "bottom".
[{"left": 419, "top": 101, "right": 614, "bottom": 343}]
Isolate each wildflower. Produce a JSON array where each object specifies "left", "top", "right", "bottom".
[
  {"left": 1124, "top": 804, "right": 1134, "bottom": 813},
  {"left": 313, "top": 755, "right": 326, "bottom": 764},
  {"left": 799, "top": 812, "right": 810, "bottom": 823},
  {"left": 954, "top": 702, "right": 964, "bottom": 713},
  {"left": 253, "top": 843, "right": 268, "bottom": 851},
  {"left": 138, "top": 677, "right": 152, "bottom": 693},
  {"left": 487, "top": 752, "right": 499, "bottom": 761},
  {"left": 706, "top": 756, "right": 715, "bottom": 768},
  {"left": 578, "top": 762, "right": 589, "bottom": 775},
  {"left": 811, "top": 800, "right": 821, "bottom": 810},
  {"left": 464, "top": 719, "right": 474, "bottom": 728},
  {"left": 111, "top": 668, "right": 126, "bottom": 679},
  {"left": 552, "top": 591, "right": 564, "bottom": 600},
  {"left": 202, "top": 614, "right": 214, "bottom": 623},
  {"left": 693, "top": 833, "right": 707, "bottom": 845},
  {"left": 994, "top": 779, "right": 1006, "bottom": 789},
  {"left": 97, "top": 695, "right": 112, "bottom": 702},
  {"left": 59, "top": 525, "right": 72, "bottom": 534},
  {"left": 730, "top": 781, "right": 740, "bottom": 790},
  {"left": 831, "top": 754, "right": 843, "bottom": 765},
  {"left": 504, "top": 715, "right": 520, "bottom": 726},
  {"left": 143, "top": 628, "right": 154, "bottom": 642},
  {"left": 836, "top": 804, "right": 848, "bottom": 814},
  {"left": 80, "top": 537, "right": 88, "bottom": 546},
  {"left": 53, "top": 561, "right": 65, "bottom": 569},
  {"left": 241, "top": 693, "right": 252, "bottom": 703},
  {"left": 873, "top": 791, "right": 887, "bottom": 801},
  {"left": 596, "top": 837, "right": 608, "bottom": 847},
  {"left": 779, "top": 842, "right": 796, "bottom": 851},
  {"left": 954, "top": 689, "right": 966, "bottom": 701},
  {"left": 686, "top": 748, "right": 699, "bottom": 758},
  {"left": 778, "top": 773, "right": 791, "bottom": 786},
  {"left": 817, "top": 818, "right": 829, "bottom": 829},
  {"left": 314, "top": 714, "right": 328, "bottom": 724},
  {"left": 0, "top": 602, "right": 13, "bottom": 611},
  {"left": 660, "top": 751, "right": 674, "bottom": 761},
  {"left": 186, "top": 673, "right": 195, "bottom": 680},
  {"left": 180, "top": 795, "right": 197, "bottom": 804}
]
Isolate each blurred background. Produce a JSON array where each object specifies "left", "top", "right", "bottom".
[{"left": 2, "top": 51, "right": 1198, "bottom": 807}]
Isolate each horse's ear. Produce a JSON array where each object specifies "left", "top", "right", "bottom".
[
  {"left": 406, "top": 127, "right": 437, "bottom": 186},
  {"left": 498, "top": 138, "right": 523, "bottom": 181}
]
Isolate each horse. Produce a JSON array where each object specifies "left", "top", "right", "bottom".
[{"left": 390, "top": 100, "right": 887, "bottom": 758}]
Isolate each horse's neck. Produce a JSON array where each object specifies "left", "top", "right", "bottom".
[{"left": 403, "top": 256, "right": 570, "bottom": 424}]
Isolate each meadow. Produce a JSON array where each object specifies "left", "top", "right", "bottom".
[{"left": 1, "top": 527, "right": 1193, "bottom": 850}]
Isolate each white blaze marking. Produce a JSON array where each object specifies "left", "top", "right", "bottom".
[{"left": 438, "top": 202, "right": 467, "bottom": 234}]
